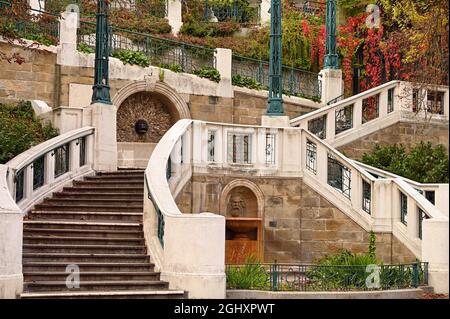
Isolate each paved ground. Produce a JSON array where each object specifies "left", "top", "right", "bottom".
[{"left": 420, "top": 293, "right": 449, "bottom": 299}]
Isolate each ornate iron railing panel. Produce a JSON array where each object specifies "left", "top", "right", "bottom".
[
  {"left": 14, "top": 168, "right": 25, "bottom": 203},
  {"left": 306, "top": 139, "right": 317, "bottom": 174},
  {"left": 32, "top": 155, "right": 45, "bottom": 190},
  {"left": 78, "top": 136, "right": 87, "bottom": 167},
  {"left": 387, "top": 87, "right": 394, "bottom": 113},
  {"left": 226, "top": 261, "right": 428, "bottom": 291},
  {"left": 362, "top": 94, "right": 380, "bottom": 124},
  {"left": 145, "top": 174, "right": 165, "bottom": 247},
  {"left": 335, "top": 104, "right": 353, "bottom": 135},
  {"left": 54, "top": 143, "right": 70, "bottom": 178},
  {"left": 400, "top": 191, "right": 408, "bottom": 225},
  {"left": 265, "top": 132, "right": 276, "bottom": 165},
  {"left": 207, "top": 130, "right": 216, "bottom": 162},
  {"left": 362, "top": 179, "right": 371, "bottom": 214},
  {"left": 227, "top": 132, "right": 252, "bottom": 164},
  {"left": 203, "top": 0, "right": 260, "bottom": 24},
  {"left": 327, "top": 154, "right": 351, "bottom": 199},
  {"left": 307, "top": 115, "right": 327, "bottom": 139},
  {"left": 166, "top": 156, "right": 172, "bottom": 180},
  {"left": 418, "top": 209, "right": 430, "bottom": 240}
]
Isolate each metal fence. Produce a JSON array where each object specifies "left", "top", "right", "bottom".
[
  {"left": 78, "top": 20, "right": 217, "bottom": 74},
  {"left": 203, "top": 0, "right": 260, "bottom": 25},
  {"left": 232, "top": 54, "right": 320, "bottom": 100},
  {"left": 226, "top": 262, "right": 428, "bottom": 291}
]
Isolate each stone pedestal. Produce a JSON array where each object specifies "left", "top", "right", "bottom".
[
  {"left": 57, "top": 11, "right": 78, "bottom": 66},
  {"left": 86, "top": 103, "right": 118, "bottom": 172},
  {"left": 261, "top": 115, "right": 290, "bottom": 128},
  {"left": 167, "top": 0, "right": 183, "bottom": 35},
  {"left": 260, "top": 0, "right": 271, "bottom": 26},
  {"left": 215, "top": 48, "right": 233, "bottom": 98},
  {"left": 319, "top": 68, "right": 344, "bottom": 105}
]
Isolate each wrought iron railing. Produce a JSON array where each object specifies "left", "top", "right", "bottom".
[
  {"left": 226, "top": 261, "right": 428, "bottom": 291},
  {"left": 78, "top": 20, "right": 217, "bottom": 74},
  {"left": 203, "top": 0, "right": 260, "bottom": 24},
  {"left": 144, "top": 173, "right": 165, "bottom": 247},
  {"left": 231, "top": 54, "right": 320, "bottom": 100}
]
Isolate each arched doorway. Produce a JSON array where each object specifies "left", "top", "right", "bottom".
[
  {"left": 220, "top": 180, "right": 265, "bottom": 264},
  {"left": 113, "top": 81, "right": 190, "bottom": 168}
]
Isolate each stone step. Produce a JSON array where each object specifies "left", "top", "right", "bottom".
[
  {"left": 22, "top": 227, "right": 144, "bottom": 239},
  {"left": 73, "top": 180, "right": 144, "bottom": 188},
  {"left": 63, "top": 186, "right": 144, "bottom": 194},
  {"left": 23, "top": 280, "right": 169, "bottom": 292},
  {"left": 23, "top": 244, "right": 147, "bottom": 254},
  {"left": 101, "top": 170, "right": 145, "bottom": 175},
  {"left": 23, "top": 262, "right": 154, "bottom": 272},
  {"left": 23, "top": 253, "right": 150, "bottom": 263},
  {"left": 29, "top": 211, "right": 143, "bottom": 222},
  {"left": 20, "top": 290, "right": 185, "bottom": 299},
  {"left": 33, "top": 203, "right": 143, "bottom": 212},
  {"left": 41, "top": 198, "right": 143, "bottom": 205},
  {"left": 24, "top": 271, "right": 160, "bottom": 282},
  {"left": 23, "top": 220, "right": 142, "bottom": 231},
  {"left": 24, "top": 235, "right": 144, "bottom": 245},
  {"left": 53, "top": 192, "right": 143, "bottom": 200},
  {"left": 84, "top": 175, "right": 144, "bottom": 181}
]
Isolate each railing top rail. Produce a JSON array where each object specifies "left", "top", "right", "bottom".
[
  {"left": 393, "top": 178, "right": 448, "bottom": 220},
  {"left": 355, "top": 161, "right": 449, "bottom": 188},
  {"left": 290, "top": 80, "right": 401, "bottom": 125},
  {"left": 303, "top": 129, "right": 377, "bottom": 182},
  {"left": 6, "top": 126, "right": 94, "bottom": 173}
]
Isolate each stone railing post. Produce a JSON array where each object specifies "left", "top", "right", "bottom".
[
  {"left": 260, "top": 0, "right": 271, "bottom": 26},
  {"left": 0, "top": 165, "right": 23, "bottom": 298},
  {"left": 214, "top": 48, "right": 233, "bottom": 98},
  {"left": 57, "top": 11, "right": 79, "bottom": 66},
  {"left": 422, "top": 218, "right": 449, "bottom": 293},
  {"left": 167, "top": 0, "right": 183, "bottom": 35},
  {"left": 319, "top": 68, "right": 344, "bottom": 105}
]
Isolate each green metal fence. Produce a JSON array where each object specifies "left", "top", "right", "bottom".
[
  {"left": 78, "top": 20, "right": 217, "bottom": 74},
  {"left": 232, "top": 54, "right": 321, "bottom": 100},
  {"left": 203, "top": 0, "right": 260, "bottom": 25},
  {"left": 226, "top": 261, "right": 428, "bottom": 291}
]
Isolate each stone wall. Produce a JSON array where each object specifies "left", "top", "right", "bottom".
[
  {"left": 176, "top": 173, "right": 417, "bottom": 263},
  {"left": 0, "top": 43, "right": 57, "bottom": 107},
  {"left": 337, "top": 121, "right": 449, "bottom": 160}
]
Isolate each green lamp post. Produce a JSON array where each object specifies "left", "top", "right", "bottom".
[
  {"left": 91, "top": 0, "right": 112, "bottom": 105},
  {"left": 266, "top": 0, "right": 284, "bottom": 115},
  {"left": 324, "top": 0, "right": 339, "bottom": 69}
]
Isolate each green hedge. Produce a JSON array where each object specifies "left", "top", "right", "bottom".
[{"left": 0, "top": 101, "right": 59, "bottom": 164}]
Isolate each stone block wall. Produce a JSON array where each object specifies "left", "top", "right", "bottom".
[
  {"left": 0, "top": 43, "right": 57, "bottom": 107},
  {"left": 337, "top": 121, "right": 449, "bottom": 160},
  {"left": 176, "top": 173, "right": 417, "bottom": 264}
]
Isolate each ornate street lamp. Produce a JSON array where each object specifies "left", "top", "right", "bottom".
[
  {"left": 266, "top": 0, "right": 284, "bottom": 116},
  {"left": 91, "top": 0, "right": 112, "bottom": 104},
  {"left": 324, "top": 0, "right": 339, "bottom": 69}
]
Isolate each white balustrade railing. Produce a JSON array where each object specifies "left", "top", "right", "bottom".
[
  {"left": 290, "top": 81, "right": 449, "bottom": 148},
  {"left": 3, "top": 127, "right": 95, "bottom": 212},
  {"left": 145, "top": 118, "right": 449, "bottom": 295}
]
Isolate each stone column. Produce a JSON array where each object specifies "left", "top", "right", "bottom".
[
  {"left": 0, "top": 165, "right": 23, "bottom": 298},
  {"left": 422, "top": 218, "right": 449, "bottom": 294},
  {"left": 260, "top": 0, "right": 271, "bottom": 26},
  {"left": 214, "top": 48, "right": 233, "bottom": 98},
  {"left": 57, "top": 11, "right": 79, "bottom": 66},
  {"left": 319, "top": 68, "right": 344, "bottom": 105},
  {"left": 167, "top": 0, "right": 183, "bottom": 35},
  {"left": 86, "top": 103, "right": 118, "bottom": 172}
]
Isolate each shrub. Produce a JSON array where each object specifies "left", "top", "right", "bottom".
[
  {"left": 112, "top": 50, "right": 150, "bottom": 67},
  {"left": 361, "top": 142, "right": 449, "bottom": 183},
  {"left": 193, "top": 67, "right": 221, "bottom": 82},
  {"left": 226, "top": 256, "right": 270, "bottom": 290},
  {"left": 232, "top": 74, "right": 263, "bottom": 90},
  {"left": 159, "top": 63, "right": 183, "bottom": 73},
  {"left": 0, "top": 101, "right": 59, "bottom": 164},
  {"left": 77, "top": 42, "right": 94, "bottom": 54}
]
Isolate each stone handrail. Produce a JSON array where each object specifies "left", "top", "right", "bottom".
[
  {"left": 290, "top": 81, "right": 449, "bottom": 148},
  {"left": 143, "top": 119, "right": 225, "bottom": 299}
]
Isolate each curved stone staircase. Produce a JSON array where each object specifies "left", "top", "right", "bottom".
[{"left": 20, "top": 170, "right": 185, "bottom": 299}]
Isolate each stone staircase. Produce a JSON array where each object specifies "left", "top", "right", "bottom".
[{"left": 20, "top": 170, "right": 186, "bottom": 299}]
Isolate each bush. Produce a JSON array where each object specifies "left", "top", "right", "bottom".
[
  {"left": 232, "top": 74, "right": 263, "bottom": 90},
  {"left": 0, "top": 101, "right": 59, "bottom": 164},
  {"left": 226, "top": 256, "right": 270, "bottom": 290},
  {"left": 193, "top": 67, "right": 221, "bottom": 82},
  {"left": 361, "top": 142, "right": 449, "bottom": 183},
  {"left": 180, "top": 15, "right": 240, "bottom": 37},
  {"left": 159, "top": 63, "right": 183, "bottom": 73},
  {"left": 112, "top": 50, "right": 150, "bottom": 67},
  {"left": 77, "top": 42, "right": 94, "bottom": 54}
]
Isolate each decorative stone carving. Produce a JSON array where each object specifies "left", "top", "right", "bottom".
[{"left": 228, "top": 194, "right": 246, "bottom": 217}]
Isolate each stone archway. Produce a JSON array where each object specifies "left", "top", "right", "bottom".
[
  {"left": 219, "top": 179, "right": 265, "bottom": 263},
  {"left": 113, "top": 81, "right": 191, "bottom": 168}
]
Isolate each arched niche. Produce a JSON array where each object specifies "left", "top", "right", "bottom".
[{"left": 219, "top": 179, "right": 265, "bottom": 219}]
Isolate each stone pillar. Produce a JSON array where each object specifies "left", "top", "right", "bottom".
[
  {"left": 319, "top": 68, "right": 344, "bottom": 105},
  {"left": 29, "top": 0, "right": 44, "bottom": 15},
  {"left": 0, "top": 165, "right": 23, "bottom": 298},
  {"left": 260, "top": 0, "right": 271, "bottom": 26},
  {"left": 57, "top": 11, "right": 79, "bottom": 66},
  {"left": 422, "top": 218, "right": 449, "bottom": 294},
  {"left": 86, "top": 103, "right": 118, "bottom": 172},
  {"left": 167, "top": 0, "right": 183, "bottom": 35},
  {"left": 214, "top": 48, "right": 233, "bottom": 98},
  {"left": 261, "top": 115, "right": 290, "bottom": 127}
]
